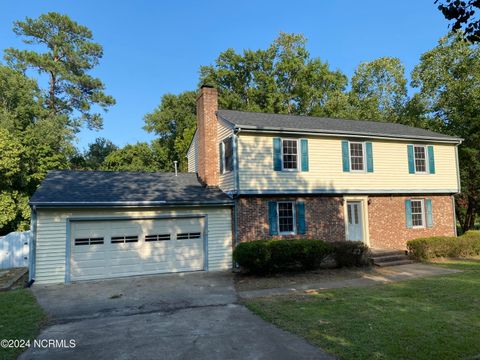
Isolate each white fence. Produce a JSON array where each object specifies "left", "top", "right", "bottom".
[{"left": 0, "top": 231, "right": 31, "bottom": 269}]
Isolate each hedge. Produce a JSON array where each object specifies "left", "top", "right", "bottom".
[
  {"left": 407, "top": 231, "right": 480, "bottom": 260},
  {"left": 233, "top": 239, "right": 370, "bottom": 274}
]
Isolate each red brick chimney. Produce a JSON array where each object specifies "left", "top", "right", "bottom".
[{"left": 196, "top": 86, "right": 219, "bottom": 186}]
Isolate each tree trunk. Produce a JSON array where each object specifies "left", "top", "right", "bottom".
[{"left": 463, "top": 196, "right": 478, "bottom": 232}]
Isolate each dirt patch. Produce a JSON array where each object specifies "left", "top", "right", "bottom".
[
  {"left": 234, "top": 267, "right": 378, "bottom": 292},
  {"left": 0, "top": 267, "right": 28, "bottom": 291}
]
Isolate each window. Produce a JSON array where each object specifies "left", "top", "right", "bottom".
[
  {"left": 410, "top": 199, "right": 425, "bottom": 228},
  {"left": 145, "top": 234, "right": 171, "bottom": 242},
  {"left": 282, "top": 139, "right": 298, "bottom": 170},
  {"left": 349, "top": 142, "right": 364, "bottom": 171},
  {"left": 220, "top": 137, "right": 234, "bottom": 174},
  {"left": 414, "top": 145, "right": 427, "bottom": 173},
  {"left": 277, "top": 202, "right": 296, "bottom": 234},
  {"left": 177, "top": 232, "right": 202, "bottom": 240},
  {"left": 111, "top": 235, "right": 138, "bottom": 244},
  {"left": 74, "top": 237, "right": 104, "bottom": 246}
]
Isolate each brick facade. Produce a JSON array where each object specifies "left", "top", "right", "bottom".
[
  {"left": 368, "top": 194, "right": 455, "bottom": 250},
  {"left": 236, "top": 194, "right": 456, "bottom": 250},
  {"left": 236, "top": 196, "right": 346, "bottom": 243},
  {"left": 196, "top": 86, "right": 219, "bottom": 186}
]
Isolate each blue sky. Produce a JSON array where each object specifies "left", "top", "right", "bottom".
[{"left": 1, "top": 1, "right": 449, "bottom": 150}]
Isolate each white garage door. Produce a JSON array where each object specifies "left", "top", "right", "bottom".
[{"left": 70, "top": 217, "right": 205, "bottom": 281}]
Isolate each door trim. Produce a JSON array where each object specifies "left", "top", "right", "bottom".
[
  {"left": 65, "top": 214, "right": 207, "bottom": 284},
  {"left": 343, "top": 196, "right": 370, "bottom": 246}
]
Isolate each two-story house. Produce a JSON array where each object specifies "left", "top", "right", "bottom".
[
  {"left": 28, "top": 86, "right": 461, "bottom": 284},
  {"left": 188, "top": 86, "right": 461, "bottom": 250}
]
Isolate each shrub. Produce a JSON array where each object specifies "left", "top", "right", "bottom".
[
  {"left": 233, "top": 239, "right": 334, "bottom": 274},
  {"left": 407, "top": 231, "right": 480, "bottom": 260},
  {"left": 232, "top": 240, "right": 272, "bottom": 274},
  {"left": 331, "top": 241, "right": 371, "bottom": 267}
]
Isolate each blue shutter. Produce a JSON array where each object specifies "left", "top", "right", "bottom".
[
  {"left": 426, "top": 199, "right": 433, "bottom": 228},
  {"left": 300, "top": 139, "right": 309, "bottom": 172},
  {"left": 268, "top": 201, "right": 278, "bottom": 235},
  {"left": 342, "top": 140, "right": 350, "bottom": 172},
  {"left": 296, "top": 201, "right": 306, "bottom": 234},
  {"left": 428, "top": 146, "right": 435, "bottom": 174},
  {"left": 219, "top": 142, "right": 224, "bottom": 174},
  {"left": 273, "top": 138, "right": 282, "bottom": 171},
  {"left": 405, "top": 200, "right": 413, "bottom": 228},
  {"left": 407, "top": 145, "right": 415, "bottom": 174},
  {"left": 366, "top": 142, "right": 374, "bottom": 173}
]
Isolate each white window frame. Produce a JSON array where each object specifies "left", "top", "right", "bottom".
[
  {"left": 220, "top": 137, "right": 233, "bottom": 175},
  {"left": 410, "top": 199, "right": 426, "bottom": 229},
  {"left": 413, "top": 144, "right": 429, "bottom": 174},
  {"left": 277, "top": 201, "right": 297, "bottom": 235},
  {"left": 281, "top": 138, "right": 301, "bottom": 172},
  {"left": 349, "top": 141, "right": 366, "bottom": 173}
]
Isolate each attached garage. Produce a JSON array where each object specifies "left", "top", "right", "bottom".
[{"left": 29, "top": 171, "right": 234, "bottom": 284}]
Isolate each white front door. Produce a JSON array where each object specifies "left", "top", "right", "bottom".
[{"left": 347, "top": 201, "right": 363, "bottom": 241}]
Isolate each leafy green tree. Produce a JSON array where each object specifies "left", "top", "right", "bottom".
[
  {"left": 4, "top": 12, "right": 115, "bottom": 131},
  {"left": 144, "top": 91, "right": 197, "bottom": 172},
  {"left": 412, "top": 31, "right": 480, "bottom": 231},
  {"left": 349, "top": 57, "right": 408, "bottom": 122},
  {"left": 102, "top": 142, "right": 161, "bottom": 172},
  {"left": 145, "top": 32, "right": 348, "bottom": 171},
  {"left": 71, "top": 137, "right": 118, "bottom": 170}
]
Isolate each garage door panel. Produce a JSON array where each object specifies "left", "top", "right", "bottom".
[{"left": 71, "top": 217, "right": 204, "bottom": 281}]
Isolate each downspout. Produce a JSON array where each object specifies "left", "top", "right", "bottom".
[
  {"left": 28, "top": 205, "right": 37, "bottom": 284},
  {"left": 232, "top": 128, "right": 241, "bottom": 267},
  {"left": 453, "top": 142, "right": 462, "bottom": 236}
]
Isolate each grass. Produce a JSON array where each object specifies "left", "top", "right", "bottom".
[
  {"left": 245, "top": 259, "right": 480, "bottom": 360},
  {"left": 0, "top": 289, "right": 47, "bottom": 360}
]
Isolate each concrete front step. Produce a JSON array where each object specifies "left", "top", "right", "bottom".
[
  {"left": 375, "top": 259, "right": 415, "bottom": 267},
  {"left": 371, "top": 249, "right": 407, "bottom": 258},
  {"left": 372, "top": 254, "right": 410, "bottom": 263}
]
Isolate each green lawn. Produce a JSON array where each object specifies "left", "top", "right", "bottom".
[
  {"left": 246, "top": 260, "right": 480, "bottom": 360},
  {"left": 0, "top": 289, "right": 47, "bottom": 360}
]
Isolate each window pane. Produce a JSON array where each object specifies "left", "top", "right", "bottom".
[
  {"left": 223, "top": 137, "right": 233, "bottom": 172},
  {"left": 350, "top": 143, "right": 364, "bottom": 171},
  {"left": 414, "top": 146, "right": 426, "bottom": 172},
  {"left": 278, "top": 202, "right": 295, "bottom": 233},
  {"left": 282, "top": 140, "right": 298, "bottom": 169},
  {"left": 410, "top": 200, "right": 424, "bottom": 227}
]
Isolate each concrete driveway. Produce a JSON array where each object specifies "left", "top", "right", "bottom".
[{"left": 21, "top": 271, "right": 333, "bottom": 360}]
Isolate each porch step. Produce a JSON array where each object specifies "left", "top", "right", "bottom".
[
  {"left": 375, "top": 259, "right": 415, "bottom": 267},
  {"left": 370, "top": 249, "right": 414, "bottom": 267}
]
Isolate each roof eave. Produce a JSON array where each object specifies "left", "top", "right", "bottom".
[
  {"left": 29, "top": 200, "right": 234, "bottom": 208},
  {"left": 233, "top": 125, "right": 463, "bottom": 144}
]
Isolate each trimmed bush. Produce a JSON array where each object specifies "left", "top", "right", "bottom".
[
  {"left": 407, "top": 231, "right": 480, "bottom": 260},
  {"left": 331, "top": 241, "right": 371, "bottom": 267},
  {"left": 233, "top": 239, "right": 333, "bottom": 274}
]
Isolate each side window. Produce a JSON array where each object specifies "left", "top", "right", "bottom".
[
  {"left": 277, "top": 201, "right": 296, "bottom": 234},
  {"left": 220, "top": 137, "right": 234, "bottom": 174},
  {"left": 410, "top": 199, "right": 425, "bottom": 228},
  {"left": 282, "top": 139, "right": 298, "bottom": 170}
]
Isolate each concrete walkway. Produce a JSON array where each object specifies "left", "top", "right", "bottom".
[{"left": 238, "top": 263, "right": 461, "bottom": 299}]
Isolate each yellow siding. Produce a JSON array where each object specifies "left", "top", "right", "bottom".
[
  {"left": 238, "top": 133, "right": 459, "bottom": 193},
  {"left": 218, "top": 119, "right": 235, "bottom": 192},
  {"left": 187, "top": 131, "right": 198, "bottom": 173},
  {"left": 35, "top": 207, "right": 232, "bottom": 284}
]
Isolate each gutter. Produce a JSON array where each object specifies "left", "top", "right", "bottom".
[
  {"left": 29, "top": 201, "right": 234, "bottom": 209},
  {"left": 232, "top": 127, "right": 242, "bottom": 248}
]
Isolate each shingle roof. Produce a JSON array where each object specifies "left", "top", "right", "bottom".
[
  {"left": 217, "top": 110, "right": 462, "bottom": 142},
  {"left": 29, "top": 171, "right": 233, "bottom": 207}
]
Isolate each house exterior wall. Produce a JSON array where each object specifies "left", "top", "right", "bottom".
[
  {"left": 236, "top": 195, "right": 456, "bottom": 249},
  {"left": 35, "top": 206, "right": 233, "bottom": 284},
  {"left": 187, "top": 131, "right": 198, "bottom": 173},
  {"left": 236, "top": 196, "right": 346, "bottom": 243},
  {"left": 218, "top": 119, "right": 235, "bottom": 192},
  {"left": 237, "top": 132, "right": 459, "bottom": 194},
  {"left": 368, "top": 194, "right": 455, "bottom": 250}
]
